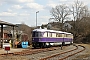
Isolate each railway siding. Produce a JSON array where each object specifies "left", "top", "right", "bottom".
[
  {"left": 0, "top": 44, "right": 86, "bottom": 60},
  {"left": 0, "top": 44, "right": 89, "bottom": 60},
  {"left": 25, "top": 45, "right": 76, "bottom": 60},
  {"left": 40, "top": 45, "right": 85, "bottom": 60}
]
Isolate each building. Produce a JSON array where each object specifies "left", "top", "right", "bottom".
[{"left": 63, "top": 23, "right": 73, "bottom": 31}]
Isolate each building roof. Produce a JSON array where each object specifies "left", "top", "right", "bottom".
[{"left": 0, "top": 20, "right": 16, "bottom": 26}]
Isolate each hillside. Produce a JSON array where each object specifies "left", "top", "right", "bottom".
[{"left": 16, "top": 24, "right": 33, "bottom": 44}]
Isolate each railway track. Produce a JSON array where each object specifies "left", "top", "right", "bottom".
[
  {"left": 0, "top": 47, "right": 59, "bottom": 56},
  {"left": 0, "top": 45, "right": 85, "bottom": 60},
  {"left": 40, "top": 45, "right": 85, "bottom": 60}
]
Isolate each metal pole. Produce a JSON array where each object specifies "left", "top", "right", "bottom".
[
  {"left": 13, "top": 26, "right": 15, "bottom": 48},
  {"left": 1, "top": 25, "right": 3, "bottom": 48},
  {"left": 36, "top": 12, "right": 37, "bottom": 27},
  {"left": 36, "top": 11, "right": 39, "bottom": 27}
]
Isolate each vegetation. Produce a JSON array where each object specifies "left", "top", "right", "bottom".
[{"left": 49, "top": 0, "right": 90, "bottom": 43}]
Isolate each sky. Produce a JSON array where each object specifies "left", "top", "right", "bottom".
[{"left": 0, "top": 0, "right": 90, "bottom": 27}]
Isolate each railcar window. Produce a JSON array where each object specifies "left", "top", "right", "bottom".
[
  {"left": 49, "top": 33, "right": 52, "bottom": 37},
  {"left": 64, "top": 34, "right": 67, "bottom": 37},
  {"left": 32, "top": 32, "right": 42, "bottom": 37},
  {"left": 46, "top": 32, "right": 52, "bottom": 37},
  {"left": 69, "top": 35, "right": 73, "bottom": 38},
  {"left": 32, "top": 32, "right": 35, "bottom": 37},
  {"left": 47, "top": 32, "right": 50, "bottom": 37},
  {"left": 66, "top": 34, "right": 70, "bottom": 37},
  {"left": 52, "top": 33, "right": 56, "bottom": 37},
  {"left": 47, "top": 32, "right": 48, "bottom": 37},
  {"left": 46, "top": 32, "right": 50, "bottom": 37},
  {"left": 39, "top": 32, "right": 42, "bottom": 37},
  {"left": 56, "top": 33, "right": 62, "bottom": 37},
  {"left": 59, "top": 34, "right": 62, "bottom": 37},
  {"left": 35, "top": 32, "right": 38, "bottom": 37},
  {"left": 66, "top": 34, "right": 68, "bottom": 37},
  {"left": 43, "top": 32, "right": 47, "bottom": 37},
  {"left": 56, "top": 33, "right": 58, "bottom": 37}
]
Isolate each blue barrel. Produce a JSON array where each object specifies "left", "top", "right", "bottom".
[{"left": 21, "top": 42, "right": 28, "bottom": 48}]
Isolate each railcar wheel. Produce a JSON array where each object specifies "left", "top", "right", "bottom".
[
  {"left": 40, "top": 42, "right": 48, "bottom": 48},
  {"left": 39, "top": 42, "right": 43, "bottom": 48}
]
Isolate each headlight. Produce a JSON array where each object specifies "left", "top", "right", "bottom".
[{"left": 46, "top": 43, "right": 49, "bottom": 45}]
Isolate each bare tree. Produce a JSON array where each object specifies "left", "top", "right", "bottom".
[
  {"left": 71, "top": 0, "right": 90, "bottom": 34},
  {"left": 50, "top": 4, "right": 70, "bottom": 30},
  {"left": 70, "top": 0, "right": 90, "bottom": 43},
  {"left": 82, "top": 6, "right": 90, "bottom": 17},
  {"left": 71, "top": 0, "right": 89, "bottom": 21}
]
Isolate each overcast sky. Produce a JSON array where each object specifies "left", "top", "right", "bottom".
[{"left": 0, "top": 0, "right": 90, "bottom": 27}]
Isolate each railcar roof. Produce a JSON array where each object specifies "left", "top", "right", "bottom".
[
  {"left": 33, "top": 29, "right": 73, "bottom": 35},
  {"left": 63, "top": 32, "right": 71, "bottom": 34},
  {"left": 33, "top": 29, "right": 66, "bottom": 34},
  {"left": 33, "top": 29, "right": 54, "bottom": 32}
]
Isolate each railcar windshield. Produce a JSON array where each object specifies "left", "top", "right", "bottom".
[{"left": 32, "top": 31, "right": 43, "bottom": 37}]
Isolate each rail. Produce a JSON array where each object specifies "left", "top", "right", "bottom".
[{"left": 40, "top": 45, "right": 85, "bottom": 60}]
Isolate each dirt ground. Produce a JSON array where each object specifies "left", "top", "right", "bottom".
[{"left": 0, "top": 44, "right": 90, "bottom": 60}]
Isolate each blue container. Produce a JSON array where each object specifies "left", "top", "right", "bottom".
[{"left": 21, "top": 42, "right": 28, "bottom": 48}]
